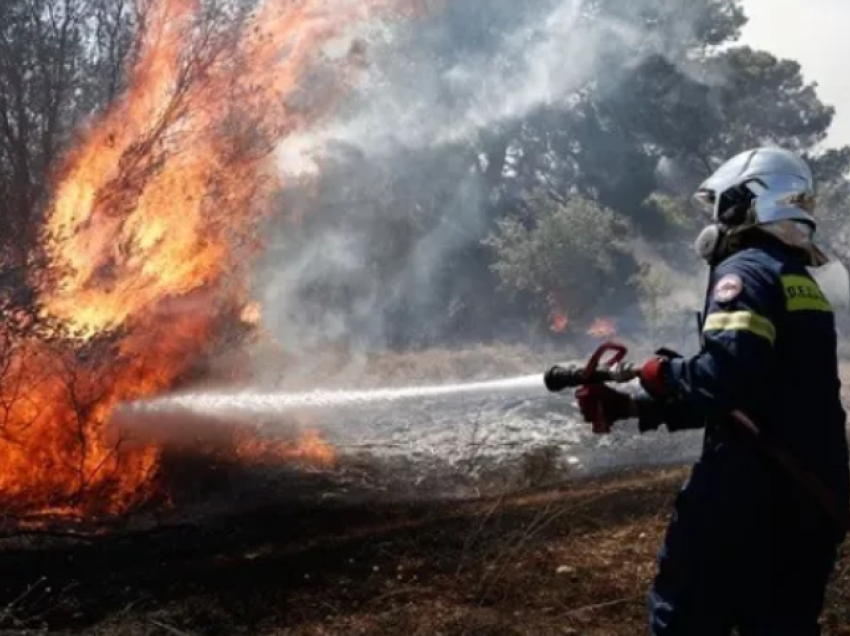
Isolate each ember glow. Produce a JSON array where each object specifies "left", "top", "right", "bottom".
[{"left": 0, "top": 0, "right": 420, "bottom": 519}]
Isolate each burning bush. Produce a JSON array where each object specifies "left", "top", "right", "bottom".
[{"left": 0, "top": 0, "right": 418, "bottom": 520}]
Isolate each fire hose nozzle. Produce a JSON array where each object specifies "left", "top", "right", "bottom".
[
  {"left": 543, "top": 363, "right": 582, "bottom": 392},
  {"left": 545, "top": 341, "right": 637, "bottom": 394},
  {"left": 543, "top": 362, "right": 639, "bottom": 392}
]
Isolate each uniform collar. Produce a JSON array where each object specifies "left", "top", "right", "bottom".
[{"left": 725, "top": 230, "right": 812, "bottom": 267}]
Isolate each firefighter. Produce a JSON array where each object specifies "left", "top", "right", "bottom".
[{"left": 574, "top": 147, "right": 850, "bottom": 635}]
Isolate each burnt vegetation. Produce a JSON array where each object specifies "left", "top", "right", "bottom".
[{"left": 0, "top": 467, "right": 847, "bottom": 635}]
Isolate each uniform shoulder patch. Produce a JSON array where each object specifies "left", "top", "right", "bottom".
[{"left": 713, "top": 273, "right": 743, "bottom": 303}]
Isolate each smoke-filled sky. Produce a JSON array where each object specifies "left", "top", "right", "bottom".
[{"left": 741, "top": 0, "right": 850, "bottom": 147}]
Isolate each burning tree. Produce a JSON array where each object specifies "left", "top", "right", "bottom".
[{"left": 0, "top": 0, "right": 418, "bottom": 520}]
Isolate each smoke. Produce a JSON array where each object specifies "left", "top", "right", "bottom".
[
  {"left": 251, "top": 0, "right": 724, "bottom": 366},
  {"left": 280, "top": 1, "right": 722, "bottom": 159}
]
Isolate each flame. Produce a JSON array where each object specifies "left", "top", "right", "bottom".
[
  {"left": 236, "top": 429, "right": 336, "bottom": 468},
  {"left": 0, "top": 0, "right": 421, "bottom": 518},
  {"left": 547, "top": 291, "right": 570, "bottom": 333},
  {"left": 240, "top": 302, "right": 262, "bottom": 326},
  {"left": 550, "top": 313, "right": 569, "bottom": 333},
  {"left": 587, "top": 317, "right": 617, "bottom": 339}
]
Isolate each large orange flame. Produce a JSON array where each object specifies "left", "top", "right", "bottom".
[{"left": 0, "top": 0, "right": 420, "bottom": 519}]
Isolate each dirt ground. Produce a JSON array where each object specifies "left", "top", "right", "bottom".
[{"left": 0, "top": 465, "right": 848, "bottom": 636}]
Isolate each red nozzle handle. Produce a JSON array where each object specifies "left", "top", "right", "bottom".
[
  {"left": 583, "top": 341, "right": 628, "bottom": 377},
  {"left": 583, "top": 341, "right": 628, "bottom": 435}
]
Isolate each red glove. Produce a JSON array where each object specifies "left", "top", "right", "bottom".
[
  {"left": 575, "top": 384, "right": 635, "bottom": 434},
  {"left": 639, "top": 357, "right": 671, "bottom": 398}
]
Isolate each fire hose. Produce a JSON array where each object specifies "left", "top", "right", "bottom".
[{"left": 544, "top": 342, "right": 849, "bottom": 533}]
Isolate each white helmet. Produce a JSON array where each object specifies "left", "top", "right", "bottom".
[
  {"left": 692, "top": 147, "right": 850, "bottom": 312},
  {"left": 694, "top": 147, "right": 816, "bottom": 229}
]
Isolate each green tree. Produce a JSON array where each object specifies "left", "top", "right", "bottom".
[
  {"left": 484, "top": 192, "right": 632, "bottom": 329},
  {"left": 702, "top": 47, "right": 838, "bottom": 159}
]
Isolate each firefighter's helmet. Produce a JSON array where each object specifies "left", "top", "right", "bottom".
[{"left": 694, "top": 147, "right": 816, "bottom": 229}]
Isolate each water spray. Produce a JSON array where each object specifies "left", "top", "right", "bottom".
[{"left": 123, "top": 374, "right": 547, "bottom": 418}]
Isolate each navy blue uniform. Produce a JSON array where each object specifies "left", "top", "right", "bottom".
[{"left": 637, "top": 240, "right": 849, "bottom": 635}]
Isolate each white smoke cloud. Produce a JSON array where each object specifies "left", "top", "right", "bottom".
[
  {"left": 257, "top": 0, "right": 725, "bottom": 362},
  {"left": 278, "top": 0, "right": 723, "bottom": 169}
]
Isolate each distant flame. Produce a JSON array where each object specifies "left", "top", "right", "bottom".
[
  {"left": 550, "top": 313, "right": 570, "bottom": 333},
  {"left": 547, "top": 290, "right": 570, "bottom": 333},
  {"left": 587, "top": 317, "right": 617, "bottom": 339},
  {"left": 240, "top": 302, "right": 262, "bottom": 326},
  {"left": 0, "top": 0, "right": 423, "bottom": 519}
]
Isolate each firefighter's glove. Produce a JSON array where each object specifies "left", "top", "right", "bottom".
[
  {"left": 638, "top": 355, "right": 675, "bottom": 399},
  {"left": 634, "top": 352, "right": 680, "bottom": 433},
  {"left": 575, "top": 384, "right": 635, "bottom": 430}
]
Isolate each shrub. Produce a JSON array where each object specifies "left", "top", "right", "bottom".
[{"left": 484, "top": 192, "right": 631, "bottom": 326}]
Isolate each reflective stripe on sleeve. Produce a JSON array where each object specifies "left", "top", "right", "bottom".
[{"left": 702, "top": 311, "right": 777, "bottom": 344}]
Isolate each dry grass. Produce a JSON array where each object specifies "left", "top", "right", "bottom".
[{"left": 0, "top": 465, "right": 848, "bottom": 635}]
